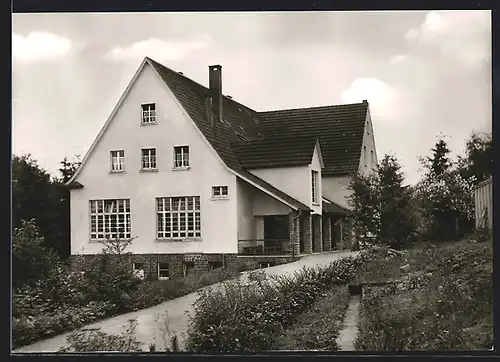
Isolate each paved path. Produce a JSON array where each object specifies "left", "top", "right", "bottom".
[
  {"left": 335, "top": 295, "right": 361, "bottom": 351},
  {"left": 13, "top": 250, "right": 359, "bottom": 353}
]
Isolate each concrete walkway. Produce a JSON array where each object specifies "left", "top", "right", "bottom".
[
  {"left": 13, "top": 250, "right": 359, "bottom": 353},
  {"left": 335, "top": 295, "right": 361, "bottom": 351}
]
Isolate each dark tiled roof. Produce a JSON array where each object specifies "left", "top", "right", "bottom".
[
  {"left": 231, "top": 135, "right": 318, "bottom": 169},
  {"left": 259, "top": 103, "right": 368, "bottom": 176},
  {"left": 148, "top": 58, "right": 310, "bottom": 211},
  {"left": 322, "top": 198, "right": 351, "bottom": 216},
  {"left": 241, "top": 170, "right": 311, "bottom": 211}
]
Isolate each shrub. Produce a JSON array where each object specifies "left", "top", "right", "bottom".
[
  {"left": 273, "top": 286, "right": 350, "bottom": 351},
  {"left": 354, "top": 242, "right": 493, "bottom": 351},
  {"left": 59, "top": 319, "right": 143, "bottom": 352},
  {"left": 13, "top": 301, "right": 116, "bottom": 348},
  {"left": 13, "top": 219, "right": 65, "bottom": 289},
  {"left": 185, "top": 252, "right": 373, "bottom": 353}
]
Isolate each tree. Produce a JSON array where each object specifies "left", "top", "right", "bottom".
[
  {"left": 416, "top": 136, "right": 475, "bottom": 241},
  {"left": 12, "top": 219, "right": 63, "bottom": 288},
  {"left": 347, "top": 154, "right": 416, "bottom": 249},
  {"left": 59, "top": 155, "right": 82, "bottom": 184},
  {"left": 12, "top": 154, "right": 81, "bottom": 259},
  {"left": 457, "top": 132, "right": 492, "bottom": 185}
]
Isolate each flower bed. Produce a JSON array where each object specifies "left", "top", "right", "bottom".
[{"left": 184, "top": 251, "right": 374, "bottom": 353}]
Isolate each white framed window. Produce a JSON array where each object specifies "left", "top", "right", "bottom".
[
  {"left": 311, "top": 170, "right": 319, "bottom": 204},
  {"left": 89, "top": 199, "right": 131, "bottom": 240},
  {"left": 110, "top": 150, "right": 125, "bottom": 172},
  {"left": 132, "top": 262, "right": 145, "bottom": 279},
  {"left": 141, "top": 148, "right": 157, "bottom": 170},
  {"left": 157, "top": 262, "right": 170, "bottom": 280},
  {"left": 363, "top": 146, "right": 367, "bottom": 166},
  {"left": 156, "top": 196, "right": 201, "bottom": 239},
  {"left": 212, "top": 186, "right": 228, "bottom": 199},
  {"left": 183, "top": 261, "right": 195, "bottom": 277},
  {"left": 141, "top": 103, "right": 156, "bottom": 124},
  {"left": 173, "top": 146, "right": 190, "bottom": 169}
]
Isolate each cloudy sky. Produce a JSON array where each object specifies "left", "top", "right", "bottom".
[{"left": 12, "top": 11, "right": 491, "bottom": 184}]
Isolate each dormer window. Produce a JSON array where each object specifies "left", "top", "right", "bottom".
[
  {"left": 141, "top": 103, "right": 156, "bottom": 124},
  {"left": 311, "top": 170, "right": 319, "bottom": 205}
]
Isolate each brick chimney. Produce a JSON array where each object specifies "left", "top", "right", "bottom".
[{"left": 209, "top": 65, "right": 223, "bottom": 122}]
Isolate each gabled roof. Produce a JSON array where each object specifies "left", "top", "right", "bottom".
[
  {"left": 148, "top": 59, "right": 311, "bottom": 211},
  {"left": 322, "top": 197, "right": 352, "bottom": 216},
  {"left": 68, "top": 57, "right": 368, "bottom": 212},
  {"left": 231, "top": 135, "right": 319, "bottom": 169},
  {"left": 259, "top": 103, "right": 368, "bottom": 176}
]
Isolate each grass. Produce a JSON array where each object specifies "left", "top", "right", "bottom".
[
  {"left": 273, "top": 286, "right": 350, "bottom": 351},
  {"left": 354, "top": 239, "right": 493, "bottom": 351}
]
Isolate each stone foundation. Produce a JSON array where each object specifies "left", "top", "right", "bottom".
[
  {"left": 238, "top": 255, "right": 294, "bottom": 269},
  {"left": 70, "top": 253, "right": 239, "bottom": 279}
]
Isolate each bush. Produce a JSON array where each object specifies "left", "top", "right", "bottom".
[
  {"left": 13, "top": 219, "right": 65, "bottom": 289},
  {"left": 59, "top": 319, "right": 143, "bottom": 352},
  {"left": 13, "top": 249, "right": 241, "bottom": 349},
  {"left": 13, "top": 301, "right": 116, "bottom": 348},
  {"left": 185, "top": 252, "right": 373, "bottom": 353},
  {"left": 273, "top": 286, "right": 350, "bottom": 351},
  {"left": 354, "top": 242, "right": 493, "bottom": 351}
]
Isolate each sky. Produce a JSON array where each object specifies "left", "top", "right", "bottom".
[{"left": 12, "top": 11, "right": 491, "bottom": 185}]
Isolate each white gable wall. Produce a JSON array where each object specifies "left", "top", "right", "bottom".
[
  {"left": 248, "top": 144, "right": 322, "bottom": 213},
  {"left": 70, "top": 63, "right": 237, "bottom": 255},
  {"left": 309, "top": 143, "right": 322, "bottom": 214},
  {"left": 322, "top": 176, "right": 351, "bottom": 209},
  {"left": 358, "top": 107, "right": 378, "bottom": 174}
]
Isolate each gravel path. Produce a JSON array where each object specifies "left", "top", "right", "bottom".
[{"left": 13, "top": 250, "right": 359, "bottom": 353}]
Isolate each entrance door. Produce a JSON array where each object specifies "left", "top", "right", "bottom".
[{"left": 264, "top": 215, "right": 289, "bottom": 254}]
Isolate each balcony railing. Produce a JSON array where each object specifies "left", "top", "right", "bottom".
[{"left": 238, "top": 239, "right": 290, "bottom": 256}]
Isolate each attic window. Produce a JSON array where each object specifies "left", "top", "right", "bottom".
[{"left": 141, "top": 103, "right": 156, "bottom": 124}]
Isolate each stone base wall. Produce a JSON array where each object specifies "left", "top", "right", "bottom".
[
  {"left": 237, "top": 256, "right": 294, "bottom": 269},
  {"left": 70, "top": 253, "right": 239, "bottom": 279}
]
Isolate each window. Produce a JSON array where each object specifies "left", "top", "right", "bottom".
[
  {"left": 209, "top": 261, "right": 223, "bottom": 271},
  {"left": 367, "top": 121, "right": 370, "bottom": 135},
  {"left": 311, "top": 170, "right": 319, "bottom": 204},
  {"left": 183, "top": 261, "right": 195, "bottom": 277},
  {"left": 371, "top": 150, "right": 375, "bottom": 167},
  {"left": 363, "top": 146, "right": 367, "bottom": 166},
  {"left": 141, "top": 103, "right": 156, "bottom": 124},
  {"left": 110, "top": 150, "right": 125, "bottom": 172},
  {"left": 141, "top": 148, "right": 157, "bottom": 170},
  {"left": 158, "top": 263, "right": 170, "bottom": 279},
  {"left": 174, "top": 146, "right": 189, "bottom": 169},
  {"left": 89, "top": 199, "right": 131, "bottom": 240},
  {"left": 156, "top": 196, "right": 201, "bottom": 239},
  {"left": 212, "top": 186, "right": 228, "bottom": 199},
  {"left": 133, "top": 262, "right": 144, "bottom": 271}
]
